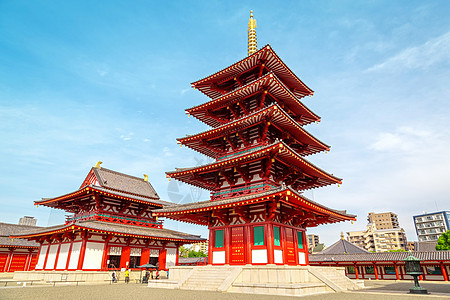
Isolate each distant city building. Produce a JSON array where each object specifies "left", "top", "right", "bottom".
[
  {"left": 413, "top": 211, "right": 450, "bottom": 242},
  {"left": 307, "top": 234, "right": 319, "bottom": 251},
  {"left": 368, "top": 212, "right": 399, "bottom": 230},
  {"left": 18, "top": 216, "right": 37, "bottom": 226},
  {"left": 407, "top": 241, "right": 415, "bottom": 251},
  {"left": 347, "top": 212, "right": 407, "bottom": 252},
  {"left": 192, "top": 241, "right": 208, "bottom": 253}
]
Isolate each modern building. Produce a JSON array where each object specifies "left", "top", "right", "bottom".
[
  {"left": 192, "top": 241, "right": 208, "bottom": 253},
  {"left": 18, "top": 216, "right": 37, "bottom": 226},
  {"left": 413, "top": 211, "right": 450, "bottom": 242},
  {"left": 347, "top": 212, "right": 407, "bottom": 252},
  {"left": 307, "top": 234, "right": 320, "bottom": 252},
  {"left": 368, "top": 212, "right": 399, "bottom": 230},
  {"left": 11, "top": 163, "right": 204, "bottom": 271},
  {"left": 153, "top": 12, "right": 356, "bottom": 266}
]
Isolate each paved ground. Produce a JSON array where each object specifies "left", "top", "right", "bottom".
[{"left": 0, "top": 281, "right": 449, "bottom": 300}]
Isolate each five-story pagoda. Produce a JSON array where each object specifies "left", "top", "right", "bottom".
[{"left": 153, "top": 12, "right": 355, "bottom": 265}]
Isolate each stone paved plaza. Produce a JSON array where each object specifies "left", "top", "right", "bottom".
[{"left": 0, "top": 281, "right": 449, "bottom": 300}]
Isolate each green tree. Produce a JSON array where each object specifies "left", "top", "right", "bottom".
[
  {"left": 436, "top": 230, "right": 450, "bottom": 250},
  {"left": 188, "top": 250, "right": 207, "bottom": 257},
  {"left": 179, "top": 246, "right": 190, "bottom": 258}
]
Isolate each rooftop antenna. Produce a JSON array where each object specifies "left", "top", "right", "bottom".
[{"left": 248, "top": 10, "right": 257, "bottom": 56}]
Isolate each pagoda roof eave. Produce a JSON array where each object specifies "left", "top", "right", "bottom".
[
  {"left": 10, "top": 220, "right": 205, "bottom": 243},
  {"left": 166, "top": 141, "right": 342, "bottom": 190},
  {"left": 152, "top": 186, "right": 355, "bottom": 226},
  {"left": 178, "top": 104, "right": 330, "bottom": 158},
  {"left": 191, "top": 45, "right": 314, "bottom": 99},
  {"left": 187, "top": 72, "right": 320, "bottom": 127},
  {"left": 35, "top": 185, "right": 175, "bottom": 208}
]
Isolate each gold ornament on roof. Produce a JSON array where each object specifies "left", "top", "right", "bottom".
[
  {"left": 248, "top": 10, "right": 257, "bottom": 56},
  {"left": 143, "top": 174, "right": 148, "bottom": 181},
  {"left": 94, "top": 161, "right": 103, "bottom": 168}
]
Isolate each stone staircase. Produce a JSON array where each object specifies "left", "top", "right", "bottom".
[
  {"left": 309, "top": 266, "right": 361, "bottom": 292},
  {"left": 181, "top": 266, "right": 236, "bottom": 291}
]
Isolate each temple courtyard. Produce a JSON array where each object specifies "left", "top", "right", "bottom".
[{"left": 0, "top": 280, "right": 449, "bottom": 300}]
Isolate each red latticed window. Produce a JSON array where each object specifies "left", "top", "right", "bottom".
[
  {"left": 0, "top": 253, "right": 7, "bottom": 271},
  {"left": 29, "top": 254, "right": 38, "bottom": 270},
  {"left": 8, "top": 254, "right": 27, "bottom": 272}
]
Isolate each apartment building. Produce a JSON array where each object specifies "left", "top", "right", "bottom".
[
  {"left": 414, "top": 211, "right": 450, "bottom": 242},
  {"left": 307, "top": 234, "right": 320, "bottom": 251},
  {"left": 347, "top": 212, "right": 407, "bottom": 252}
]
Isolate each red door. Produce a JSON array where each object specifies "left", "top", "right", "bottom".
[
  {"left": 9, "top": 254, "right": 27, "bottom": 272},
  {"left": 0, "top": 253, "right": 7, "bottom": 272},
  {"left": 230, "top": 227, "right": 245, "bottom": 264},
  {"left": 285, "top": 228, "right": 296, "bottom": 265}
]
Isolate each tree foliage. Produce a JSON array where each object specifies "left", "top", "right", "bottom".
[
  {"left": 188, "top": 250, "right": 207, "bottom": 257},
  {"left": 436, "top": 230, "right": 450, "bottom": 250},
  {"left": 179, "top": 246, "right": 190, "bottom": 258}
]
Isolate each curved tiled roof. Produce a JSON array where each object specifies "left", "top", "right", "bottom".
[
  {"left": 0, "top": 222, "right": 40, "bottom": 248},
  {"left": 317, "top": 239, "right": 369, "bottom": 255},
  {"left": 10, "top": 220, "right": 205, "bottom": 243}
]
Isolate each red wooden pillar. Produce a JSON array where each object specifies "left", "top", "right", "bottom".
[
  {"left": 246, "top": 225, "right": 252, "bottom": 264},
  {"left": 303, "top": 230, "right": 309, "bottom": 266},
  {"left": 159, "top": 248, "right": 167, "bottom": 270},
  {"left": 421, "top": 266, "right": 426, "bottom": 281},
  {"left": 54, "top": 239, "right": 62, "bottom": 270},
  {"left": 141, "top": 248, "right": 150, "bottom": 266},
  {"left": 65, "top": 241, "right": 74, "bottom": 270},
  {"left": 373, "top": 262, "right": 379, "bottom": 280},
  {"left": 440, "top": 262, "right": 448, "bottom": 281},
  {"left": 100, "top": 235, "right": 112, "bottom": 270},
  {"left": 266, "top": 224, "right": 274, "bottom": 264},
  {"left": 42, "top": 244, "right": 50, "bottom": 270},
  {"left": 24, "top": 250, "right": 32, "bottom": 271},
  {"left": 175, "top": 243, "right": 180, "bottom": 266},
  {"left": 354, "top": 263, "right": 359, "bottom": 279},
  {"left": 208, "top": 229, "right": 214, "bottom": 265},
  {"left": 120, "top": 246, "right": 131, "bottom": 269},
  {"left": 293, "top": 229, "right": 299, "bottom": 265},
  {"left": 77, "top": 232, "right": 88, "bottom": 270},
  {"left": 394, "top": 262, "right": 400, "bottom": 280},
  {"left": 280, "top": 226, "right": 287, "bottom": 264},
  {"left": 224, "top": 227, "right": 230, "bottom": 265}
]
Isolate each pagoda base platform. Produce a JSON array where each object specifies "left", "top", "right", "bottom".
[
  {"left": 12, "top": 270, "right": 141, "bottom": 283},
  {"left": 148, "top": 265, "right": 363, "bottom": 297}
]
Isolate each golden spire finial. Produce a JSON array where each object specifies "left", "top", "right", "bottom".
[
  {"left": 341, "top": 232, "right": 345, "bottom": 240},
  {"left": 248, "top": 10, "right": 257, "bottom": 56},
  {"left": 143, "top": 174, "right": 148, "bottom": 182},
  {"left": 94, "top": 161, "right": 103, "bottom": 169}
]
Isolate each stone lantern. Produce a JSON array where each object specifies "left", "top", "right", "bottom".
[{"left": 404, "top": 252, "right": 428, "bottom": 294}]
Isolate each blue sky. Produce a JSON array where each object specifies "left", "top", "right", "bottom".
[{"left": 1, "top": 1, "right": 449, "bottom": 246}]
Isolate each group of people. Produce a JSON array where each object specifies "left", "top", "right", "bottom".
[
  {"left": 111, "top": 268, "right": 130, "bottom": 283},
  {"left": 112, "top": 268, "right": 162, "bottom": 284}
]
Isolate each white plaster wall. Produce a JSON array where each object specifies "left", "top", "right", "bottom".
[
  {"left": 82, "top": 242, "right": 104, "bottom": 270},
  {"left": 56, "top": 244, "right": 70, "bottom": 269},
  {"left": 212, "top": 251, "right": 225, "bottom": 264},
  {"left": 274, "top": 249, "right": 283, "bottom": 264},
  {"left": 35, "top": 245, "right": 48, "bottom": 270},
  {"left": 252, "top": 249, "right": 268, "bottom": 264},
  {"left": 45, "top": 245, "right": 59, "bottom": 269},
  {"left": 166, "top": 248, "right": 177, "bottom": 267},
  {"left": 67, "top": 242, "right": 82, "bottom": 269},
  {"left": 298, "top": 252, "right": 306, "bottom": 265}
]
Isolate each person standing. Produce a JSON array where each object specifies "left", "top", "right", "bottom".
[
  {"left": 125, "top": 268, "right": 130, "bottom": 284},
  {"left": 112, "top": 270, "right": 117, "bottom": 283}
]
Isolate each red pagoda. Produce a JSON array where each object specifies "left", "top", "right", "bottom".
[
  {"left": 11, "top": 163, "right": 204, "bottom": 271},
  {"left": 153, "top": 12, "right": 355, "bottom": 266}
]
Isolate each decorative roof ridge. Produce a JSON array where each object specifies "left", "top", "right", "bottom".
[
  {"left": 191, "top": 45, "right": 313, "bottom": 96},
  {"left": 93, "top": 167, "right": 148, "bottom": 185},
  {"left": 285, "top": 186, "right": 355, "bottom": 219},
  {"left": 167, "top": 140, "right": 341, "bottom": 184},
  {"left": 94, "top": 185, "right": 161, "bottom": 201},
  {"left": 191, "top": 45, "right": 270, "bottom": 86},
  {"left": 179, "top": 103, "right": 329, "bottom": 151}
]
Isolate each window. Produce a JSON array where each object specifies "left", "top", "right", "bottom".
[
  {"left": 365, "top": 266, "right": 375, "bottom": 274},
  {"left": 108, "top": 255, "right": 121, "bottom": 269},
  {"left": 426, "top": 266, "right": 442, "bottom": 275},
  {"left": 385, "top": 266, "right": 396, "bottom": 275},
  {"left": 297, "top": 231, "right": 304, "bottom": 249},
  {"left": 215, "top": 230, "right": 224, "bottom": 248},
  {"left": 347, "top": 266, "right": 356, "bottom": 274},
  {"left": 129, "top": 256, "right": 141, "bottom": 268},
  {"left": 274, "top": 226, "right": 280, "bottom": 246},
  {"left": 253, "top": 226, "right": 265, "bottom": 246}
]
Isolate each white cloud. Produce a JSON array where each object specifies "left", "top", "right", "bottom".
[
  {"left": 370, "top": 126, "right": 434, "bottom": 152},
  {"left": 367, "top": 31, "right": 450, "bottom": 72}
]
